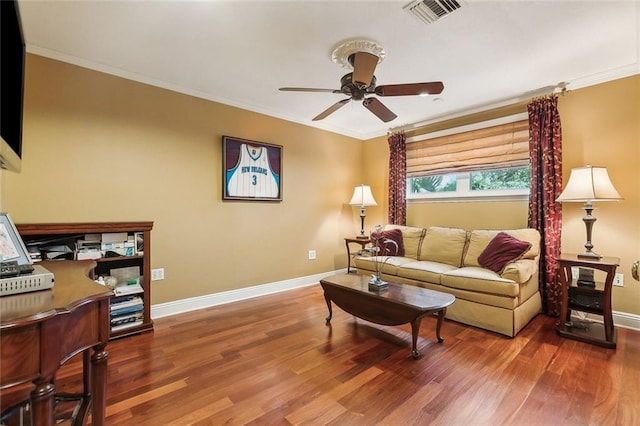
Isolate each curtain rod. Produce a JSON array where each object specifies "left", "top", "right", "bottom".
[{"left": 388, "top": 82, "right": 567, "bottom": 138}]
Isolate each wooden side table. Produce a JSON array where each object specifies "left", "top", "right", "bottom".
[
  {"left": 344, "top": 237, "right": 371, "bottom": 273},
  {"left": 556, "top": 253, "right": 620, "bottom": 349}
]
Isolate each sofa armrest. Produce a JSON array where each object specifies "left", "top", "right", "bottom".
[{"left": 500, "top": 258, "right": 537, "bottom": 284}]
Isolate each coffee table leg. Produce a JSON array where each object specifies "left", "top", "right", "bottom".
[
  {"left": 410, "top": 319, "right": 421, "bottom": 359},
  {"left": 435, "top": 308, "right": 446, "bottom": 343},
  {"left": 324, "top": 292, "right": 333, "bottom": 324}
]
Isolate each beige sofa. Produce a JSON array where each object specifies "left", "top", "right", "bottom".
[{"left": 354, "top": 225, "right": 542, "bottom": 337}]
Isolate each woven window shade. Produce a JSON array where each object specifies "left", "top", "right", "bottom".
[{"left": 407, "top": 120, "right": 530, "bottom": 177}]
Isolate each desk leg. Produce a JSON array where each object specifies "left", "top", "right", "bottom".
[
  {"left": 30, "top": 380, "right": 55, "bottom": 426},
  {"left": 91, "top": 344, "right": 109, "bottom": 426}
]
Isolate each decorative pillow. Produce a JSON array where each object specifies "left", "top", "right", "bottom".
[
  {"left": 371, "top": 229, "right": 405, "bottom": 257},
  {"left": 477, "top": 232, "right": 532, "bottom": 273},
  {"left": 385, "top": 225, "right": 424, "bottom": 259}
]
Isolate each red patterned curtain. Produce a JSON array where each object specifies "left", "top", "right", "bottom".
[
  {"left": 527, "top": 95, "right": 563, "bottom": 316},
  {"left": 388, "top": 131, "right": 407, "bottom": 225}
]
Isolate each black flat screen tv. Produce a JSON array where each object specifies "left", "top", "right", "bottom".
[{"left": 0, "top": 0, "right": 26, "bottom": 173}]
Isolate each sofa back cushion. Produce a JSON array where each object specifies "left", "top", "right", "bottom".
[
  {"left": 464, "top": 228, "right": 540, "bottom": 268},
  {"left": 383, "top": 225, "right": 425, "bottom": 259},
  {"left": 418, "top": 226, "right": 468, "bottom": 267}
]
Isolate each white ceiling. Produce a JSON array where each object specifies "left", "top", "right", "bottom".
[{"left": 18, "top": 0, "right": 640, "bottom": 140}]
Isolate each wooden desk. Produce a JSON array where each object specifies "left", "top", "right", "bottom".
[
  {"left": 556, "top": 254, "right": 619, "bottom": 349},
  {"left": 1, "top": 261, "right": 112, "bottom": 425},
  {"left": 344, "top": 237, "right": 371, "bottom": 273}
]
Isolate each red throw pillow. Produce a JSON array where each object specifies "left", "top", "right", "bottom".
[
  {"left": 371, "top": 229, "right": 405, "bottom": 257},
  {"left": 478, "top": 232, "right": 531, "bottom": 273}
]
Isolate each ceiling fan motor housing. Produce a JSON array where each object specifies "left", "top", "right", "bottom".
[{"left": 340, "top": 73, "right": 377, "bottom": 100}]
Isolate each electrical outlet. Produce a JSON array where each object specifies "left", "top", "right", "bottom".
[
  {"left": 151, "top": 268, "right": 165, "bottom": 281},
  {"left": 308, "top": 250, "right": 316, "bottom": 260},
  {"left": 613, "top": 273, "right": 624, "bottom": 287}
]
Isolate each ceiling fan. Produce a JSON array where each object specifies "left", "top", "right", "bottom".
[{"left": 279, "top": 51, "right": 444, "bottom": 123}]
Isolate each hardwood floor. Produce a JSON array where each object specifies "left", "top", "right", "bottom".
[{"left": 5, "top": 284, "right": 639, "bottom": 425}]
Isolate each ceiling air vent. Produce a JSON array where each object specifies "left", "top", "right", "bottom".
[{"left": 403, "top": 0, "right": 463, "bottom": 25}]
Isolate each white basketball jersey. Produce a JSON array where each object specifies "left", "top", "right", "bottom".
[{"left": 227, "top": 144, "right": 279, "bottom": 198}]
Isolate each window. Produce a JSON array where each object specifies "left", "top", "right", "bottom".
[
  {"left": 406, "top": 116, "right": 530, "bottom": 201},
  {"left": 408, "top": 166, "right": 531, "bottom": 200}
]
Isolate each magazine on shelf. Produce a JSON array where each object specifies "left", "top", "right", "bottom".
[
  {"left": 110, "top": 303, "right": 143, "bottom": 317},
  {"left": 111, "top": 319, "right": 144, "bottom": 332},
  {"left": 110, "top": 312, "right": 143, "bottom": 327},
  {"left": 110, "top": 295, "right": 143, "bottom": 310},
  {"left": 113, "top": 283, "right": 143, "bottom": 296}
]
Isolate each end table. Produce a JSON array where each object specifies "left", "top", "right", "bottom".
[
  {"left": 344, "top": 237, "right": 371, "bottom": 274},
  {"left": 556, "top": 253, "right": 620, "bottom": 349}
]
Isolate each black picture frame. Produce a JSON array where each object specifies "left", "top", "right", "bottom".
[
  {"left": 0, "top": 212, "right": 31, "bottom": 266},
  {"left": 222, "top": 136, "right": 282, "bottom": 202}
]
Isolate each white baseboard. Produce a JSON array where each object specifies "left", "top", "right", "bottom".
[
  {"left": 152, "top": 271, "right": 640, "bottom": 333},
  {"left": 151, "top": 269, "right": 346, "bottom": 319},
  {"left": 611, "top": 311, "right": 640, "bottom": 331},
  {"left": 573, "top": 311, "right": 640, "bottom": 332}
]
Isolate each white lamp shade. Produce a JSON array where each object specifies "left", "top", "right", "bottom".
[
  {"left": 557, "top": 165, "right": 622, "bottom": 202},
  {"left": 349, "top": 185, "right": 377, "bottom": 207}
]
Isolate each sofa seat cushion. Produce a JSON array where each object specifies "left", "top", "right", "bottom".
[
  {"left": 396, "top": 260, "right": 458, "bottom": 284},
  {"left": 418, "top": 226, "right": 468, "bottom": 266},
  {"left": 441, "top": 266, "right": 519, "bottom": 297},
  {"left": 353, "top": 255, "right": 416, "bottom": 276}
]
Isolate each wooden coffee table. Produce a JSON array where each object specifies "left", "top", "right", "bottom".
[{"left": 320, "top": 273, "right": 455, "bottom": 359}]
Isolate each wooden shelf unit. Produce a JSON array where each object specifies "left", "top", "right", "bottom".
[
  {"left": 344, "top": 237, "right": 371, "bottom": 274},
  {"left": 16, "top": 221, "right": 154, "bottom": 339},
  {"left": 556, "top": 253, "right": 619, "bottom": 349}
]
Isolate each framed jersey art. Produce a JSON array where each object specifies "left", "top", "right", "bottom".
[{"left": 222, "top": 136, "right": 282, "bottom": 201}]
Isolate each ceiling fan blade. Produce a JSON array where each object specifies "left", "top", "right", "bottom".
[
  {"left": 363, "top": 98, "right": 397, "bottom": 122},
  {"left": 279, "top": 87, "right": 341, "bottom": 94},
  {"left": 312, "top": 99, "right": 351, "bottom": 121},
  {"left": 351, "top": 52, "right": 378, "bottom": 87},
  {"left": 375, "top": 82, "right": 444, "bottom": 96}
]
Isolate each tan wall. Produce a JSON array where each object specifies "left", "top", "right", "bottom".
[
  {"left": 3, "top": 55, "right": 638, "bottom": 316},
  {"left": 364, "top": 74, "right": 640, "bottom": 316},
  {"left": 558, "top": 75, "right": 640, "bottom": 315},
  {"left": 1, "top": 55, "right": 364, "bottom": 304}
]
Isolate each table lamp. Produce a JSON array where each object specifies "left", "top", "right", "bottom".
[
  {"left": 556, "top": 165, "right": 622, "bottom": 259},
  {"left": 349, "top": 184, "right": 377, "bottom": 239}
]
